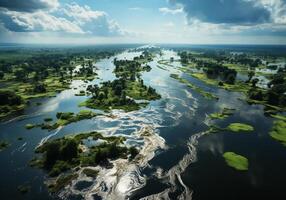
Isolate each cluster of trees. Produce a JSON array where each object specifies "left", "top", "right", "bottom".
[
  {"left": 202, "top": 62, "right": 237, "bottom": 84},
  {"left": 35, "top": 132, "right": 138, "bottom": 177},
  {"left": 114, "top": 59, "right": 151, "bottom": 81},
  {"left": 85, "top": 54, "right": 159, "bottom": 109},
  {"left": 86, "top": 79, "right": 137, "bottom": 107},
  {"left": 229, "top": 56, "right": 262, "bottom": 68},
  {"left": 0, "top": 90, "right": 23, "bottom": 106},
  {"left": 248, "top": 67, "right": 286, "bottom": 106}
]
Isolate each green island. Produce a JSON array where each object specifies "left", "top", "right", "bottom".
[
  {"left": 170, "top": 73, "right": 218, "bottom": 100},
  {"left": 80, "top": 52, "right": 161, "bottom": 112},
  {"left": 269, "top": 116, "right": 286, "bottom": 146},
  {"left": 209, "top": 107, "right": 235, "bottom": 120},
  {"left": 223, "top": 152, "right": 249, "bottom": 171},
  {"left": 26, "top": 110, "right": 98, "bottom": 130},
  {"left": 30, "top": 131, "right": 139, "bottom": 193},
  {"left": 226, "top": 123, "right": 254, "bottom": 132}
]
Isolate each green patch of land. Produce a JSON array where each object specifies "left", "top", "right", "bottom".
[
  {"left": 170, "top": 73, "right": 218, "bottom": 100},
  {"left": 31, "top": 131, "right": 138, "bottom": 193},
  {"left": 26, "top": 110, "right": 98, "bottom": 130},
  {"left": 0, "top": 90, "right": 26, "bottom": 120},
  {"left": 226, "top": 123, "right": 254, "bottom": 132},
  {"left": 269, "top": 119, "right": 286, "bottom": 145},
  {"left": 209, "top": 108, "right": 235, "bottom": 120},
  {"left": 48, "top": 173, "right": 78, "bottom": 193},
  {"left": 82, "top": 168, "right": 99, "bottom": 178},
  {"left": 31, "top": 131, "right": 133, "bottom": 174},
  {"left": 223, "top": 152, "right": 249, "bottom": 171}
]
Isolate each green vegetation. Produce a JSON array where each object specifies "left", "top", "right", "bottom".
[
  {"left": 248, "top": 69, "right": 286, "bottom": 110},
  {"left": 170, "top": 73, "right": 218, "bottom": 100},
  {"left": 17, "top": 184, "right": 31, "bottom": 194},
  {"left": 81, "top": 54, "right": 160, "bottom": 112},
  {"left": 0, "top": 141, "right": 9, "bottom": 151},
  {"left": 26, "top": 110, "right": 98, "bottom": 130},
  {"left": 31, "top": 131, "right": 138, "bottom": 180},
  {"left": 82, "top": 168, "right": 99, "bottom": 178},
  {"left": 0, "top": 90, "right": 25, "bottom": 120},
  {"left": 209, "top": 108, "right": 235, "bottom": 120},
  {"left": 48, "top": 173, "right": 78, "bottom": 193},
  {"left": 226, "top": 123, "right": 254, "bottom": 132},
  {"left": 271, "top": 114, "right": 286, "bottom": 121},
  {"left": 223, "top": 152, "right": 249, "bottom": 171},
  {"left": 269, "top": 119, "right": 286, "bottom": 145},
  {"left": 25, "top": 124, "right": 36, "bottom": 129},
  {"left": 178, "top": 50, "right": 286, "bottom": 114},
  {"left": 0, "top": 49, "right": 115, "bottom": 120}
]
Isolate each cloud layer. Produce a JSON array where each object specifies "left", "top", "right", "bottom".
[
  {"left": 0, "top": 1, "right": 125, "bottom": 37},
  {"left": 172, "top": 0, "right": 271, "bottom": 24},
  {"left": 0, "top": 0, "right": 59, "bottom": 12}
]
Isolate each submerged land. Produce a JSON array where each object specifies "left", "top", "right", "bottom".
[{"left": 0, "top": 44, "right": 285, "bottom": 200}]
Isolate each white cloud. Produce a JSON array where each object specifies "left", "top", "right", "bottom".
[
  {"left": 62, "top": 3, "right": 126, "bottom": 36},
  {"left": 0, "top": 9, "right": 83, "bottom": 33},
  {"left": 0, "top": 2, "right": 127, "bottom": 37},
  {"left": 159, "top": 7, "right": 183, "bottom": 15}
]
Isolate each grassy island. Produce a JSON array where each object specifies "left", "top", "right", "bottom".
[
  {"left": 26, "top": 110, "right": 98, "bottom": 130},
  {"left": 226, "top": 123, "right": 254, "bottom": 132},
  {"left": 269, "top": 118, "right": 286, "bottom": 146},
  {"left": 30, "top": 131, "right": 138, "bottom": 193},
  {"left": 223, "top": 152, "right": 249, "bottom": 171},
  {"left": 209, "top": 108, "right": 235, "bottom": 120},
  {"left": 170, "top": 73, "right": 218, "bottom": 100}
]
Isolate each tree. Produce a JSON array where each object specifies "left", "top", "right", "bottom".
[
  {"left": 44, "top": 142, "right": 60, "bottom": 168},
  {"left": 60, "top": 139, "right": 78, "bottom": 161},
  {"left": 251, "top": 78, "right": 259, "bottom": 87},
  {"left": 247, "top": 71, "right": 255, "bottom": 83},
  {"left": 225, "top": 74, "right": 236, "bottom": 84},
  {"left": 114, "top": 85, "right": 122, "bottom": 96},
  {"left": 14, "top": 68, "right": 28, "bottom": 81},
  {"left": 0, "top": 90, "right": 23, "bottom": 106},
  {"left": 0, "top": 71, "right": 4, "bottom": 79},
  {"left": 98, "top": 91, "right": 105, "bottom": 102},
  {"left": 87, "top": 84, "right": 99, "bottom": 98},
  {"left": 33, "top": 83, "right": 46, "bottom": 93}
]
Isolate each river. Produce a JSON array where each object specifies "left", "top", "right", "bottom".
[{"left": 0, "top": 46, "right": 286, "bottom": 200}]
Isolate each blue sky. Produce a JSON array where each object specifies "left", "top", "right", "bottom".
[{"left": 0, "top": 0, "right": 285, "bottom": 44}]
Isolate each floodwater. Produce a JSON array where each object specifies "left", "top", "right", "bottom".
[{"left": 0, "top": 46, "right": 286, "bottom": 200}]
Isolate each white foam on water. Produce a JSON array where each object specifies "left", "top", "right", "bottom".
[
  {"left": 141, "top": 130, "right": 210, "bottom": 200},
  {"left": 61, "top": 126, "right": 167, "bottom": 200},
  {"left": 37, "top": 126, "right": 63, "bottom": 148}
]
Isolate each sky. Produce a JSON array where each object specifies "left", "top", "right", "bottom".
[{"left": 0, "top": 0, "right": 285, "bottom": 44}]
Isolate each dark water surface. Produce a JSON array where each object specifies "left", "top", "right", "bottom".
[{"left": 0, "top": 46, "right": 285, "bottom": 200}]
